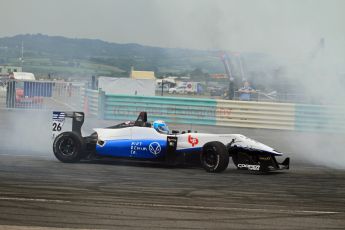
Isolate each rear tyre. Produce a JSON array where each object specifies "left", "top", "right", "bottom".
[
  {"left": 201, "top": 141, "right": 229, "bottom": 173},
  {"left": 53, "top": 132, "right": 85, "bottom": 163}
]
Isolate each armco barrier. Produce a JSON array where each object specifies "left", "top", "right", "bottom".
[
  {"left": 81, "top": 88, "right": 99, "bottom": 116},
  {"left": 101, "top": 94, "right": 217, "bottom": 125},
  {"left": 94, "top": 92, "right": 344, "bottom": 133},
  {"left": 295, "top": 104, "right": 345, "bottom": 133},
  {"left": 216, "top": 100, "right": 295, "bottom": 130}
]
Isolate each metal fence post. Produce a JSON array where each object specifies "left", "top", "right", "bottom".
[{"left": 6, "top": 80, "right": 15, "bottom": 108}]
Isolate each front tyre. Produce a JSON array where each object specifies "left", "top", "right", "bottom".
[
  {"left": 53, "top": 132, "right": 85, "bottom": 163},
  {"left": 201, "top": 141, "right": 229, "bottom": 173}
]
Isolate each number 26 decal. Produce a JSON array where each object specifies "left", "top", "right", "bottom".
[{"left": 52, "top": 122, "right": 62, "bottom": 131}]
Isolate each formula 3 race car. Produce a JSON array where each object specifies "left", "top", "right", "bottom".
[{"left": 52, "top": 111, "right": 290, "bottom": 173}]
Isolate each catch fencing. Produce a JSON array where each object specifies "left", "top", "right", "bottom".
[{"left": 0, "top": 79, "right": 85, "bottom": 111}]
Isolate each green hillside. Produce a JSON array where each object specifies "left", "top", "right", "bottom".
[{"left": 0, "top": 34, "right": 224, "bottom": 78}]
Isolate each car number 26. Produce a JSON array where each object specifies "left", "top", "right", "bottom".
[{"left": 52, "top": 122, "right": 62, "bottom": 131}]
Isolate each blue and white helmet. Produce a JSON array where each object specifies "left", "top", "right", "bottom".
[{"left": 153, "top": 120, "right": 169, "bottom": 134}]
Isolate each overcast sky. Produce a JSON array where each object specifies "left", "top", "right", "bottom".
[{"left": 1, "top": 0, "right": 345, "bottom": 60}]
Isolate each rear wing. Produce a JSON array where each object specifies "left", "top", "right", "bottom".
[{"left": 52, "top": 111, "right": 84, "bottom": 138}]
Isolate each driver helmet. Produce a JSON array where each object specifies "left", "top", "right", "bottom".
[{"left": 153, "top": 120, "right": 169, "bottom": 134}]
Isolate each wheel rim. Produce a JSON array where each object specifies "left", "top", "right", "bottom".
[
  {"left": 59, "top": 137, "right": 76, "bottom": 156},
  {"left": 204, "top": 147, "right": 219, "bottom": 168}
]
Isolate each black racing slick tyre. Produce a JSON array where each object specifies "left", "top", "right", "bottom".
[
  {"left": 53, "top": 132, "right": 85, "bottom": 163},
  {"left": 201, "top": 141, "right": 229, "bottom": 173}
]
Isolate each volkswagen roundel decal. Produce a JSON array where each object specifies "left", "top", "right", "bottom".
[{"left": 149, "top": 142, "right": 161, "bottom": 155}]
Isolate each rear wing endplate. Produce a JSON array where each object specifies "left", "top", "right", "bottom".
[{"left": 52, "top": 111, "right": 84, "bottom": 138}]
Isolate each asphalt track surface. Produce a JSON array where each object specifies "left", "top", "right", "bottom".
[{"left": 0, "top": 110, "right": 344, "bottom": 229}]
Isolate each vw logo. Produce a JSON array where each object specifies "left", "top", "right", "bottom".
[{"left": 149, "top": 142, "right": 161, "bottom": 155}]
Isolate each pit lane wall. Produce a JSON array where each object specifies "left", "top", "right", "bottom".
[{"left": 86, "top": 92, "right": 345, "bottom": 133}]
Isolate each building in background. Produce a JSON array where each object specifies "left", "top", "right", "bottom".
[
  {"left": 99, "top": 77, "right": 155, "bottom": 96},
  {"left": 0, "top": 65, "right": 22, "bottom": 76},
  {"left": 209, "top": 74, "right": 228, "bottom": 80},
  {"left": 130, "top": 67, "right": 155, "bottom": 80}
]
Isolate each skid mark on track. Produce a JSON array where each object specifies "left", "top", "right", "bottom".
[
  {"left": 0, "top": 197, "right": 70, "bottom": 204},
  {"left": 113, "top": 201, "right": 341, "bottom": 215},
  {"left": 0, "top": 225, "right": 91, "bottom": 230},
  {"left": 1, "top": 195, "right": 340, "bottom": 215}
]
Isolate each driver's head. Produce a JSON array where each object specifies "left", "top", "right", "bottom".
[{"left": 153, "top": 120, "right": 169, "bottom": 134}]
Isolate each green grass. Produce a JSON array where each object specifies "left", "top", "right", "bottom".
[{"left": 5, "top": 57, "right": 126, "bottom": 77}]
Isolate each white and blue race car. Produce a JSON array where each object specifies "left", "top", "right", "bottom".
[{"left": 52, "top": 111, "right": 289, "bottom": 173}]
